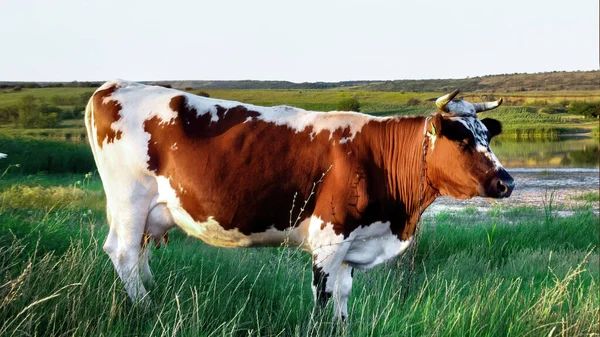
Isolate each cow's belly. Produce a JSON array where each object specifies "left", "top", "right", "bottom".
[
  {"left": 172, "top": 206, "right": 308, "bottom": 248},
  {"left": 344, "top": 222, "right": 413, "bottom": 270},
  {"left": 152, "top": 176, "right": 310, "bottom": 248}
]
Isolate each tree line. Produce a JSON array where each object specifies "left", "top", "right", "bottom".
[{"left": 0, "top": 92, "right": 92, "bottom": 128}]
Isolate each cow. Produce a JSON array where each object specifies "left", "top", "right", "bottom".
[{"left": 84, "top": 81, "right": 514, "bottom": 321}]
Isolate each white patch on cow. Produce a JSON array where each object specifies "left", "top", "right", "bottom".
[
  {"left": 307, "top": 216, "right": 350, "bottom": 313},
  {"left": 307, "top": 217, "right": 412, "bottom": 270},
  {"left": 99, "top": 80, "right": 383, "bottom": 146},
  {"left": 155, "top": 176, "right": 178, "bottom": 205},
  {"left": 428, "top": 133, "right": 437, "bottom": 150},
  {"left": 446, "top": 100, "right": 476, "bottom": 116},
  {"left": 307, "top": 216, "right": 345, "bottom": 257},
  {"left": 170, "top": 142, "right": 178, "bottom": 151},
  {"left": 452, "top": 116, "right": 503, "bottom": 170},
  {"left": 344, "top": 222, "right": 413, "bottom": 269},
  {"left": 424, "top": 116, "right": 437, "bottom": 150},
  {"left": 251, "top": 107, "right": 379, "bottom": 143},
  {"left": 477, "top": 145, "right": 502, "bottom": 170}
]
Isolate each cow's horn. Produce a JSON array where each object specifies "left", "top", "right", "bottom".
[
  {"left": 473, "top": 98, "right": 503, "bottom": 113},
  {"left": 435, "top": 89, "right": 460, "bottom": 112}
]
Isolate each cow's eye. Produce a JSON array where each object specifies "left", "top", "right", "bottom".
[{"left": 458, "top": 139, "right": 470, "bottom": 150}]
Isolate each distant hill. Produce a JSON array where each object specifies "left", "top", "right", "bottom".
[
  {"left": 349, "top": 71, "right": 599, "bottom": 92},
  {"left": 1, "top": 70, "right": 598, "bottom": 92},
  {"left": 150, "top": 80, "right": 375, "bottom": 90}
]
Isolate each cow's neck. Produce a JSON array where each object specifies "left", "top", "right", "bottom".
[{"left": 365, "top": 116, "right": 439, "bottom": 239}]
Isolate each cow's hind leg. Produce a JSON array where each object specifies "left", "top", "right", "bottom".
[{"left": 103, "top": 182, "right": 154, "bottom": 303}]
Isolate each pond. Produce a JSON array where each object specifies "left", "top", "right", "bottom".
[{"left": 491, "top": 137, "right": 599, "bottom": 169}]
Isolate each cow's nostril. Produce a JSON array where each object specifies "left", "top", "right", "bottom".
[{"left": 497, "top": 180, "right": 507, "bottom": 194}]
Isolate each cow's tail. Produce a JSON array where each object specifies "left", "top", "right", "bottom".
[
  {"left": 85, "top": 84, "right": 114, "bottom": 227},
  {"left": 84, "top": 90, "right": 99, "bottom": 166}
]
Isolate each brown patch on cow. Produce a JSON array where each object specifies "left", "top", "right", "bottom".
[
  {"left": 92, "top": 84, "right": 123, "bottom": 148},
  {"left": 144, "top": 96, "right": 337, "bottom": 236}
]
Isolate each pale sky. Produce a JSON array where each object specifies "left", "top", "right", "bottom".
[{"left": 0, "top": 0, "right": 598, "bottom": 82}]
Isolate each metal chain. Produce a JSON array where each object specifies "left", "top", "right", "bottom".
[{"left": 402, "top": 115, "right": 432, "bottom": 301}]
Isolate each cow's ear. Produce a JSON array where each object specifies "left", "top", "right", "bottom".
[
  {"left": 481, "top": 118, "right": 502, "bottom": 138},
  {"left": 428, "top": 114, "right": 443, "bottom": 137}
]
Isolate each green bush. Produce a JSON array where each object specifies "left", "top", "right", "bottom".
[
  {"left": 336, "top": 97, "right": 360, "bottom": 112},
  {"left": 407, "top": 98, "right": 422, "bottom": 106},
  {"left": 538, "top": 105, "right": 566, "bottom": 114},
  {"left": 592, "top": 125, "right": 599, "bottom": 138},
  {"left": 567, "top": 101, "right": 600, "bottom": 118},
  {"left": 37, "top": 112, "right": 60, "bottom": 128},
  {"left": 0, "top": 105, "right": 18, "bottom": 124},
  {"left": 12, "top": 96, "right": 67, "bottom": 128}
]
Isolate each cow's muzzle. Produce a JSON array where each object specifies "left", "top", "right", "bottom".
[{"left": 485, "top": 169, "right": 515, "bottom": 198}]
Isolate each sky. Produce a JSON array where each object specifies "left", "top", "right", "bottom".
[{"left": 0, "top": 0, "right": 598, "bottom": 82}]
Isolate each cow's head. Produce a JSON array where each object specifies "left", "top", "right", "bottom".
[{"left": 425, "top": 89, "right": 514, "bottom": 199}]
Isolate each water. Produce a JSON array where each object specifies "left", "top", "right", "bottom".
[{"left": 491, "top": 137, "right": 599, "bottom": 169}]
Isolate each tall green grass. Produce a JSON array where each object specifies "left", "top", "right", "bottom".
[
  {"left": 0, "top": 136, "right": 95, "bottom": 174},
  {"left": 0, "top": 177, "right": 598, "bottom": 336},
  {"left": 478, "top": 107, "right": 594, "bottom": 139}
]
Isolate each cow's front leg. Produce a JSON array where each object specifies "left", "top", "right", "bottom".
[
  {"left": 308, "top": 215, "right": 352, "bottom": 320},
  {"left": 312, "top": 253, "right": 354, "bottom": 321},
  {"left": 312, "top": 257, "right": 336, "bottom": 306},
  {"left": 333, "top": 263, "right": 353, "bottom": 321}
]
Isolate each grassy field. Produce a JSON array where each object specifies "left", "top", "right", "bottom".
[
  {"left": 0, "top": 87, "right": 94, "bottom": 109},
  {"left": 0, "top": 174, "right": 598, "bottom": 336}
]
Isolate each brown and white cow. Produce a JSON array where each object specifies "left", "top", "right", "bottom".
[{"left": 85, "top": 81, "right": 513, "bottom": 320}]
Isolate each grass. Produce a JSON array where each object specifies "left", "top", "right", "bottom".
[
  {"left": 569, "top": 191, "right": 600, "bottom": 203},
  {"left": 0, "top": 136, "right": 95, "bottom": 175},
  {"left": 0, "top": 175, "right": 598, "bottom": 336},
  {"left": 0, "top": 119, "right": 87, "bottom": 142},
  {"left": 479, "top": 107, "right": 598, "bottom": 139},
  {"left": 0, "top": 87, "right": 94, "bottom": 109}
]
